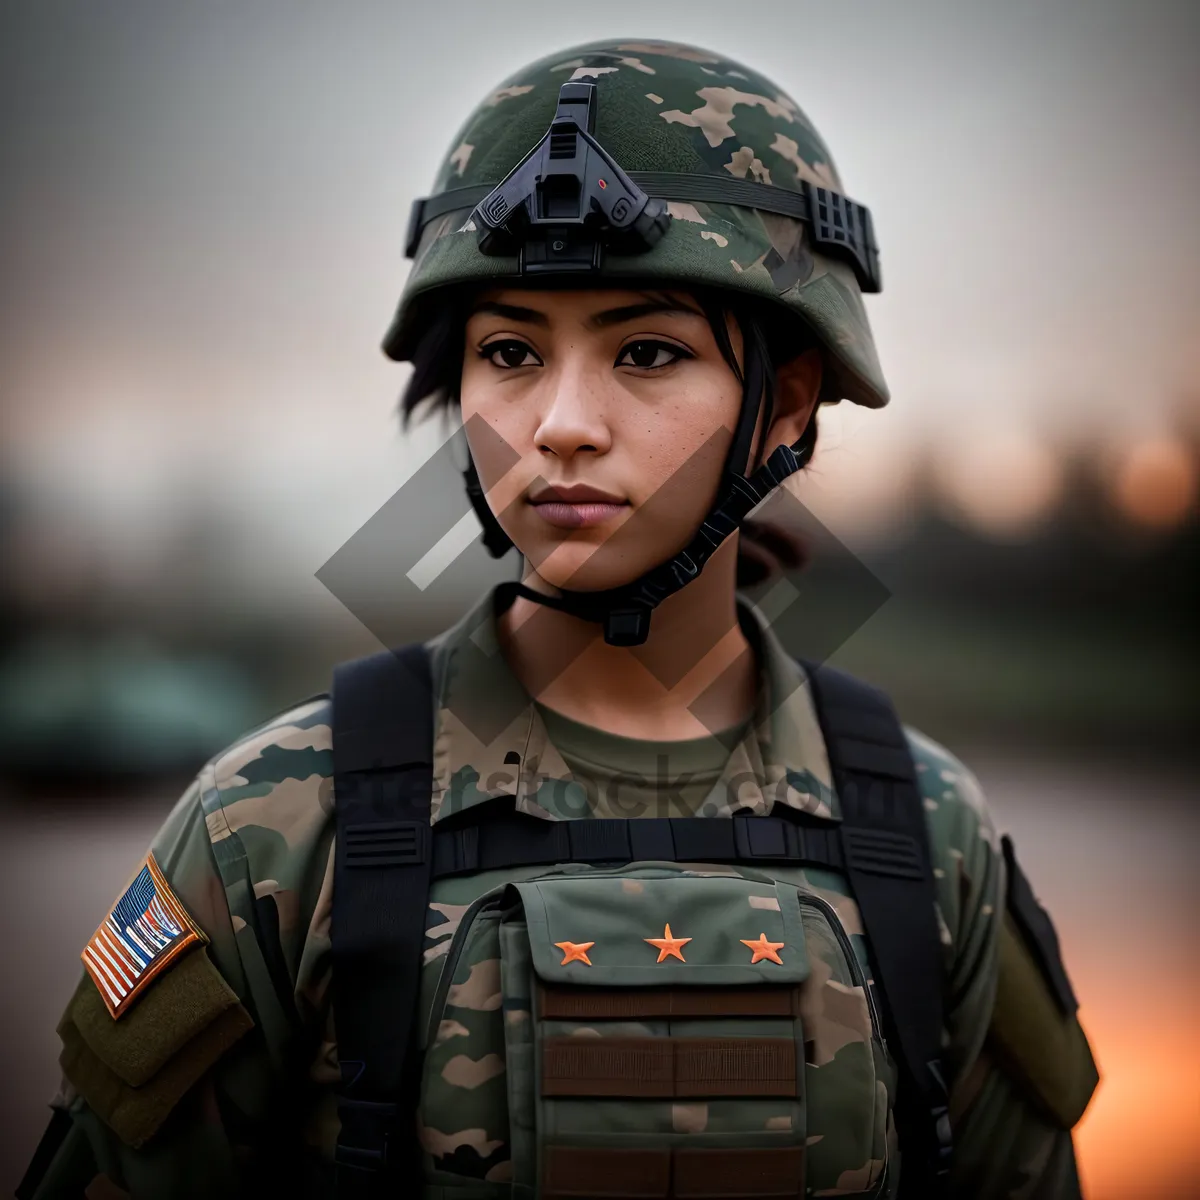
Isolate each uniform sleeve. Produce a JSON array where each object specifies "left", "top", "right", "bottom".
[
  {"left": 907, "top": 731, "right": 1095, "bottom": 1200},
  {"left": 22, "top": 699, "right": 339, "bottom": 1200}
]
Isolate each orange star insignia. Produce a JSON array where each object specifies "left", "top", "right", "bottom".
[
  {"left": 555, "top": 940, "right": 594, "bottom": 966},
  {"left": 741, "top": 932, "right": 785, "bottom": 965},
  {"left": 644, "top": 922, "right": 692, "bottom": 963}
]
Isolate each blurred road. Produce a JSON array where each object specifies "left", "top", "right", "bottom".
[{"left": 2, "top": 753, "right": 1196, "bottom": 1198}]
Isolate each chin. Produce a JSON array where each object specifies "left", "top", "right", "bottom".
[{"left": 522, "top": 540, "right": 655, "bottom": 595}]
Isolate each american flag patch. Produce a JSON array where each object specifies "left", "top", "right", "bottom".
[{"left": 81, "top": 853, "right": 208, "bottom": 1020}]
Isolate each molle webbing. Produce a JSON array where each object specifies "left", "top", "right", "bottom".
[
  {"left": 542, "top": 1145, "right": 807, "bottom": 1200},
  {"left": 543, "top": 1035, "right": 798, "bottom": 1098},
  {"left": 539, "top": 984, "right": 800, "bottom": 1020},
  {"left": 510, "top": 873, "right": 818, "bottom": 1199}
]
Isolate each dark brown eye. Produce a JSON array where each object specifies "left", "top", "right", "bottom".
[
  {"left": 617, "top": 341, "right": 688, "bottom": 370},
  {"left": 481, "top": 340, "right": 540, "bottom": 368}
]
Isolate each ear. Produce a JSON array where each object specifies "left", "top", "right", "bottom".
[{"left": 755, "top": 348, "right": 823, "bottom": 463}]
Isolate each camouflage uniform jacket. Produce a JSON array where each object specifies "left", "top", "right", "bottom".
[{"left": 30, "top": 587, "right": 1089, "bottom": 1199}]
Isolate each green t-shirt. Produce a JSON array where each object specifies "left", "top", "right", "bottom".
[{"left": 534, "top": 701, "right": 752, "bottom": 819}]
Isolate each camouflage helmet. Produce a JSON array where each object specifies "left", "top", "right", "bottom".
[{"left": 384, "top": 38, "right": 888, "bottom": 409}]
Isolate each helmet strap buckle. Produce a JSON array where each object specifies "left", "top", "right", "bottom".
[{"left": 603, "top": 607, "right": 653, "bottom": 647}]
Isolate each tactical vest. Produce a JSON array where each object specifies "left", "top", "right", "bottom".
[{"left": 330, "top": 646, "right": 952, "bottom": 1199}]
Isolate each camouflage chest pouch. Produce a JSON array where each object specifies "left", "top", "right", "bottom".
[{"left": 420, "top": 865, "right": 895, "bottom": 1199}]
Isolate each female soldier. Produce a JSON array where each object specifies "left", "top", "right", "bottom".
[{"left": 22, "top": 39, "right": 1096, "bottom": 1200}]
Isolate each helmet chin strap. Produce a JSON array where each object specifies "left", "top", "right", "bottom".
[{"left": 463, "top": 321, "right": 813, "bottom": 647}]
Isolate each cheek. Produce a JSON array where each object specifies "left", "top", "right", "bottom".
[
  {"left": 458, "top": 360, "right": 499, "bottom": 432},
  {"left": 625, "top": 372, "right": 742, "bottom": 498},
  {"left": 459, "top": 370, "right": 533, "bottom": 485}
]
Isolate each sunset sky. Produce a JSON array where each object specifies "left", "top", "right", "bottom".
[
  {"left": 979, "top": 757, "right": 1199, "bottom": 1200},
  {"left": 2, "top": 1, "right": 1197, "bottom": 568}
]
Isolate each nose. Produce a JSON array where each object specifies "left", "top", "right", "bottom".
[{"left": 533, "top": 354, "right": 613, "bottom": 463}]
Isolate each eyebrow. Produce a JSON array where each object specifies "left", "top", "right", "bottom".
[
  {"left": 469, "top": 301, "right": 550, "bottom": 326},
  {"left": 587, "top": 300, "right": 705, "bottom": 329},
  {"left": 467, "top": 298, "right": 706, "bottom": 330}
]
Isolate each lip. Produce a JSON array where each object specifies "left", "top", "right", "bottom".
[
  {"left": 528, "top": 483, "right": 627, "bottom": 504},
  {"left": 527, "top": 484, "right": 630, "bottom": 530},
  {"left": 531, "top": 501, "right": 628, "bottom": 529}
]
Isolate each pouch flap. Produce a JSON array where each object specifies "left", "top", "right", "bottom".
[
  {"left": 989, "top": 911, "right": 1100, "bottom": 1130},
  {"left": 516, "top": 871, "right": 809, "bottom": 986},
  {"left": 58, "top": 952, "right": 253, "bottom": 1148},
  {"left": 68, "top": 945, "right": 245, "bottom": 1087}
]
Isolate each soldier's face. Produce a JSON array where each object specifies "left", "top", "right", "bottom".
[{"left": 460, "top": 286, "right": 746, "bottom": 593}]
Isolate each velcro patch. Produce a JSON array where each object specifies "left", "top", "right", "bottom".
[
  {"left": 989, "top": 911, "right": 1099, "bottom": 1129},
  {"left": 59, "top": 949, "right": 254, "bottom": 1147},
  {"left": 1001, "top": 835, "right": 1078, "bottom": 1016},
  {"left": 81, "top": 853, "right": 208, "bottom": 1020}
]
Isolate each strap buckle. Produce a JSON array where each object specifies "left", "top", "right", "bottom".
[
  {"left": 334, "top": 1096, "right": 401, "bottom": 1173},
  {"left": 732, "top": 816, "right": 801, "bottom": 861},
  {"left": 841, "top": 826, "right": 925, "bottom": 880},
  {"left": 343, "top": 820, "right": 428, "bottom": 868},
  {"left": 604, "top": 607, "right": 652, "bottom": 647}
]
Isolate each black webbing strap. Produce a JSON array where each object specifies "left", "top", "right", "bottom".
[
  {"left": 432, "top": 808, "right": 845, "bottom": 878},
  {"left": 331, "top": 643, "right": 434, "bottom": 1196},
  {"left": 410, "top": 176, "right": 823, "bottom": 233},
  {"left": 803, "top": 661, "right": 952, "bottom": 1196},
  {"left": 406, "top": 171, "right": 881, "bottom": 292}
]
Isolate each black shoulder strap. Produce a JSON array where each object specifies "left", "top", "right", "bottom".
[
  {"left": 802, "top": 661, "right": 952, "bottom": 1197},
  {"left": 331, "top": 643, "right": 434, "bottom": 1196}
]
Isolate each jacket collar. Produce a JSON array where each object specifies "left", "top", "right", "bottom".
[{"left": 428, "top": 585, "right": 838, "bottom": 825}]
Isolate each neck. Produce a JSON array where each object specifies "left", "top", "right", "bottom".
[{"left": 496, "top": 537, "right": 757, "bottom": 740}]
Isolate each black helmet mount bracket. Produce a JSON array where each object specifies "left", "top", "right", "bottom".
[{"left": 473, "top": 82, "right": 670, "bottom": 274}]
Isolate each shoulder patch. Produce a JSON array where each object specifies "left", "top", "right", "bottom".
[
  {"left": 81, "top": 853, "right": 209, "bottom": 1020},
  {"left": 989, "top": 911, "right": 1099, "bottom": 1129}
]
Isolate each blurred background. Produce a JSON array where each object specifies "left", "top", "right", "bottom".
[{"left": 1, "top": 1, "right": 1197, "bottom": 1196}]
